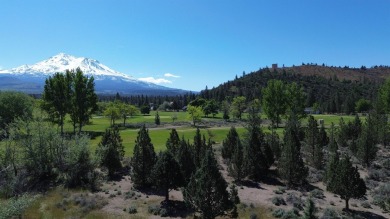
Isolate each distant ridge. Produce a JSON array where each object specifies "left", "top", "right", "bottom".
[{"left": 0, "top": 53, "right": 191, "bottom": 96}]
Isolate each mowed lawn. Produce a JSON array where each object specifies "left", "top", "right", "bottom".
[{"left": 54, "top": 111, "right": 362, "bottom": 156}]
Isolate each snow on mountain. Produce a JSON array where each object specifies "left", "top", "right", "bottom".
[
  {"left": 0, "top": 53, "right": 136, "bottom": 80},
  {"left": 0, "top": 53, "right": 189, "bottom": 95}
]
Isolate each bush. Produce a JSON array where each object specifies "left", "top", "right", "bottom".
[
  {"left": 128, "top": 206, "right": 137, "bottom": 214},
  {"left": 282, "top": 209, "right": 299, "bottom": 219},
  {"left": 124, "top": 191, "right": 136, "bottom": 199},
  {"left": 310, "top": 189, "right": 325, "bottom": 199},
  {"left": 274, "top": 187, "right": 286, "bottom": 194},
  {"left": 272, "top": 208, "right": 285, "bottom": 218},
  {"left": 272, "top": 196, "right": 286, "bottom": 206},
  {"left": 361, "top": 201, "right": 371, "bottom": 208},
  {"left": 70, "top": 193, "right": 107, "bottom": 213},
  {"left": 368, "top": 169, "right": 386, "bottom": 182},
  {"left": 148, "top": 204, "right": 162, "bottom": 215},
  {"left": 286, "top": 193, "right": 303, "bottom": 210},
  {"left": 250, "top": 212, "right": 258, "bottom": 219},
  {"left": 320, "top": 208, "right": 340, "bottom": 219},
  {"left": 372, "top": 183, "right": 390, "bottom": 211}
]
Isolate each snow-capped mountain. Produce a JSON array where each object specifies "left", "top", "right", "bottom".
[{"left": 0, "top": 53, "right": 188, "bottom": 95}]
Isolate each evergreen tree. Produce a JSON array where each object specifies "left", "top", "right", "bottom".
[
  {"left": 265, "top": 128, "right": 281, "bottom": 160},
  {"left": 95, "top": 126, "right": 124, "bottom": 178},
  {"left": 152, "top": 152, "right": 184, "bottom": 201},
  {"left": 327, "top": 156, "right": 366, "bottom": 211},
  {"left": 229, "top": 184, "right": 240, "bottom": 218},
  {"left": 302, "top": 197, "right": 317, "bottom": 219},
  {"left": 193, "top": 128, "right": 208, "bottom": 167},
  {"left": 357, "top": 125, "right": 377, "bottom": 167},
  {"left": 166, "top": 129, "right": 180, "bottom": 157},
  {"left": 324, "top": 151, "right": 339, "bottom": 184},
  {"left": 278, "top": 117, "right": 308, "bottom": 186},
  {"left": 337, "top": 118, "right": 348, "bottom": 147},
  {"left": 221, "top": 126, "right": 239, "bottom": 159},
  {"left": 183, "top": 149, "right": 231, "bottom": 219},
  {"left": 305, "top": 116, "right": 323, "bottom": 169},
  {"left": 228, "top": 140, "right": 245, "bottom": 183},
  {"left": 155, "top": 111, "right": 160, "bottom": 125},
  {"left": 176, "top": 138, "right": 196, "bottom": 184},
  {"left": 328, "top": 123, "right": 338, "bottom": 153},
  {"left": 318, "top": 123, "right": 329, "bottom": 147},
  {"left": 131, "top": 125, "right": 156, "bottom": 188}
]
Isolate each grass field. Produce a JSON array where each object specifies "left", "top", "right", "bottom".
[{"left": 74, "top": 111, "right": 360, "bottom": 156}]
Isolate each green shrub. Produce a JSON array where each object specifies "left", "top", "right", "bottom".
[
  {"left": 272, "top": 208, "right": 285, "bottom": 218},
  {"left": 128, "top": 206, "right": 137, "bottom": 214},
  {"left": 320, "top": 208, "right": 340, "bottom": 219},
  {"left": 272, "top": 196, "right": 286, "bottom": 206},
  {"left": 250, "top": 212, "right": 258, "bottom": 219},
  {"left": 372, "top": 183, "right": 390, "bottom": 211},
  {"left": 310, "top": 189, "right": 325, "bottom": 199},
  {"left": 361, "top": 201, "right": 371, "bottom": 208},
  {"left": 148, "top": 204, "right": 162, "bottom": 215}
]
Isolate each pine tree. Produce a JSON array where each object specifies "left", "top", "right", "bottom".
[
  {"left": 151, "top": 152, "right": 184, "bottom": 201},
  {"left": 266, "top": 128, "right": 281, "bottom": 160},
  {"left": 302, "top": 197, "right": 317, "bottom": 219},
  {"left": 221, "top": 126, "right": 239, "bottom": 159},
  {"left": 278, "top": 117, "right": 308, "bottom": 186},
  {"left": 166, "top": 129, "right": 180, "bottom": 157},
  {"left": 95, "top": 126, "right": 124, "bottom": 178},
  {"left": 131, "top": 125, "right": 156, "bottom": 188},
  {"left": 155, "top": 111, "right": 160, "bottom": 125},
  {"left": 183, "top": 149, "right": 231, "bottom": 219},
  {"left": 176, "top": 138, "right": 196, "bottom": 184},
  {"left": 228, "top": 140, "right": 245, "bottom": 182},
  {"left": 327, "top": 156, "right": 366, "bottom": 211}
]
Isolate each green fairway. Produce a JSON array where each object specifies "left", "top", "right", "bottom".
[{"left": 33, "top": 112, "right": 367, "bottom": 157}]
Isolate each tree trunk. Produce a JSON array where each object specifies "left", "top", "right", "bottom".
[
  {"left": 165, "top": 189, "right": 169, "bottom": 201},
  {"left": 123, "top": 116, "right": 126, "bottom": 126},
  {"left": 345, "top": 198, "right": 349, "bottom": 211}
]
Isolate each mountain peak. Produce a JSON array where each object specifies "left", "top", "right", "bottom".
[{"left": 1, "top": 53, "right": 134, "bottom": 79}]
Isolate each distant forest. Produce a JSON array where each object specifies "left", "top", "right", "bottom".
[{"left": 97, "top": 65, "right": 390, "bottom": 115}]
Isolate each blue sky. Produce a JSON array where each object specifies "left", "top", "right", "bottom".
[{"left": 0, "top": 1, "right": 389, "bottom": 91}]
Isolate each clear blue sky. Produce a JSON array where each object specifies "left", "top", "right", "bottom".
[{"left": 1, "top": 1, "right": 389, "bottom": 91}]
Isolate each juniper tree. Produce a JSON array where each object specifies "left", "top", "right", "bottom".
[
  {"left": 324, "top": 151, "right": 339, "bottom": 184},
  {"left": 302, "top": 197, "right": 317, "bottom": 219},
  {"left": 357, "top": 124, "right": 377, "bottom": 167},
  {"left": 337, "top": 118, "right": 348, "bottom": 148},
  {"left": 327, "top": 156, "right": 366, "bottom": 211},
  {"left": 131, "top": 125, "right": 156, "bottom": 188},
  {"left": 221, "top": 126, "right": 240, "bottom": 159},
  {"left": 265, "top": 127, "right": 281, "bottom": 160},
  {"left": 318, "top": 123, "right": 329, "bottom": 147},
  {"left": 151, "top": 152, "right": 184, "bottom": 201},
  {"left": 166, "top": 128, "right": 180, "bottom": 157},
  {"left": 328, "top": 123, "right": 338, "bottom": 153},
  {"left": 193, "top": 128, "right": 208, "bottom": 167},
  {"left": 229, "top": 184, "right": 240, "bottom": 218},
  {"left": 176, "top": 138, "right": 196, "bottom": 184},
  {"left": 278, "top": 116, "right": 308, "bottom": 186},
  {"left": 228, "top": 140, "right": 245, "bottom": 183},
  {"left": 155, "top": 111, "right": 160, "bottom": 125},
  {"left": 95, "top": 126, "right": 124, "bottom": 178},
  {"left": 305, "top": 116, "right": 323, "bottom": 169},
  {"left": 184, "top": 149, "right": 231, "bottom": 219}
]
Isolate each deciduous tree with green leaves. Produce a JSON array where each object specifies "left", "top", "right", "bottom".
[
  {"left": 187, "top": 105, "right": 203, "bottom": 126},
  {"left": 231, "top": 96, "right": 246, "bottom": 120},
  {"left": 262, "top": 79, "right": 287, "bottom": 127}
]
